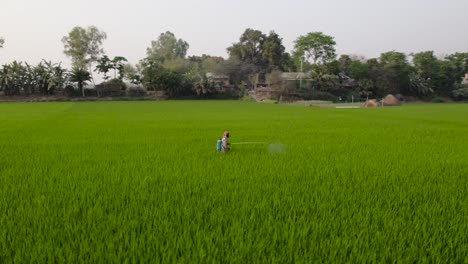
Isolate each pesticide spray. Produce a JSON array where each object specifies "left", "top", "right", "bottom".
[
  {"left": 230, "top": 142, "right": 287, "bottom": 154},
  {"left": 218, "top": 131, "right": 286, "bottom": 154}
]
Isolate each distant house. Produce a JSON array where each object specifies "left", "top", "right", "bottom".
[
  {"left": 205, "top": 72, "right": 231, "bottom": 93},
  {"left": 206, "top": 72, "right": 230, "bottom": 86},
  {"left": 280, "top": 72, "right": 310, "bottom": 81},
  {"left": 337, "top": 73, "right": 357, "bottom": 88},
  {"left": 462, "top": 73, "right": 468, "bottom": 85},
  {"left": 254, "top": 72, "right": 312, "bottom": 100}
]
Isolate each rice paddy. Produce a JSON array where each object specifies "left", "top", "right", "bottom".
[{"left": 0, "top": 101, "right": 467, "bottom": 262}]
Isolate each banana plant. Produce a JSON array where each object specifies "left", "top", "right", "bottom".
[
  {"left": 0, "top": 61, "right": 27, "bottom": 95},
  {"left": 41, "top": 60, "right": 67, "bottom": 95},
  {"left": 0, "top": 60, "right": 66, "bottom": 95}
]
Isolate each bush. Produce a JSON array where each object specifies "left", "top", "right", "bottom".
[
  {"left": 302, "top": 91, "right": 338, "bottom": 102},
  {"left": 431, "top": 96, "right": 447, "bottom": 103},
  {"left": 64, "top": 85, "right": 82, "bottom": 97},
  {"left": 207, "top": 90, "right": 240, "bottom": 100},
  {"left": 240, "top": 94, "right": 255, "bottom": 101},
  {"left": 84, "top": 88, "right": 98, "bottom": 97},
  {"left": 452, "top": 88, "right": 468, "bottom": 101},
  {"left": 126, "top": 86, "right": 147, "bottom": 97},
  {"left": 96, "top": 79, "right": 126, "bottom": 97}
]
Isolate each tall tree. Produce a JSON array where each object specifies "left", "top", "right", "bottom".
[
  {"left": 227, "top": 28, "right": 291, "bottom": 85},
  {"left": 435, "top": 53, "right": 468, "bottom": 95},
  {"left": 95, "top": 55, "right": 128, "bottom": 80},
  {"left": 348, "top": 60, "right": 369, "bottom": 80},
  {"left": 95, "top": 55, "right": 112, "bottom": 80},
  {"left": 262, "top": 31, "right": 289, "bottom": 72},
  {"left": 226, "top": 29, "right": 266, "bottom": 87},
  {"left": 111, "top": 56, "right": 128, "bottom": 79},
  {"left": 379, "top": 51, "right": 411, "bottom": 95},
  {"left": 62, "top": 26, "right": 107, "bottom": 70},
  {"left": 412, "top": 51, "right": 439, "bottom": 79},
  {"left": 146, "top": 31, "right": 189, "bottom": 62},
  {"left": 227, "top": 28, "right": 266, "bottom": 66},
  {"left": 122, "top": 64, "right": 141, "bottom": 84},
  {"left": 293, "top": 32, "right": 337, "bottom": 65},
  {"left": 140, "top": 58, "right": 191, "bottom": 98},
  {"left": 411, "top": 51, "right": 439, "bottom": 95},
  {"left": 215, "top": 57, "right": 254, "bottom": 87},
  {"left": 366, "top": 58, "right": 389, "bottom": 97},
  {"left": 338, "top": 55, "right": 352, "bottom": 74}
]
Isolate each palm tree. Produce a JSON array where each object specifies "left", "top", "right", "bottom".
[
  {"left": 69, "top": 68, "right": 92, "bottom": 96},
  {"left": 409, "top": 73, "right": 433, "bottom": 96}
]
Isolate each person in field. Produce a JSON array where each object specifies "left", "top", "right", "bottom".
[{"left": 221, "top": 130, "right": 230, "bottom": 153}]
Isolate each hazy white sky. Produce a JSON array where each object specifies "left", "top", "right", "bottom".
[{"left": 1, "top": 0, "right": 467, "bottom": 68}]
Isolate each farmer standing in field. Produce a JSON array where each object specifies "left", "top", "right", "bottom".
[{"left": 221, "top": 130, "right": 230, "bottom": 153}]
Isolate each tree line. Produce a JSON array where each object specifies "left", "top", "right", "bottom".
[{"left": 0, "top": 27, "right": 467, "bottom": 100}]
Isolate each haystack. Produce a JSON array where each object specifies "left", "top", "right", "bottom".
[
  {"left": 363, "top": 99, "right": 379, "bottom": 107},
  {"left": 382, "top": 94, "right": 400, "bottom": 106}
]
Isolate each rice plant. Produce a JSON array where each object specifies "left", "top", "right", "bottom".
[{"left": 0, "top": 101, "right": 467, "bottom": 262}]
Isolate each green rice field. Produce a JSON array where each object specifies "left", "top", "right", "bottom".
[{"left": 0, "top": 101, "right": 467, "bottom": 262}]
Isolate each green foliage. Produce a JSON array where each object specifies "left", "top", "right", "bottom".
[
  {"left": 2, "top": 102, "right": 467, "bottom": 262},
  {"left": 111, "top": 56, "right": 128, "bottom": 79},
  {"left": 0, "top": 60, "right": 66, "bottom": 95},
  {"left": 95, "top": 55, "right": 128, "bottom": 80},
  {"left": 412, "top": 51, "right": 439, "bottom": 80},
  {"left": 95, "top": 55, "right": 112, "bottom": 80},
  {"left": 0, "top": 37, "right": 4, "bottom": 48},
  {"left": 409, "top": 73, "right": 433, "bottom": 96},
  {"left": 302, "top": 90, "right": 338, "bottom": 101},
  {"left": 122, "top": 64, "right": 142, "bottom": 85},
  {"left": 452, "top": 88, "right": 468, "bottom": 100},
  {"left": 348, "top": 60, "right": 369, "bottom": 80},
  {"left": 64, "top": 84, "right": 79, "bottom": 97},
  {"left": 431, "top": 96, "right": 448, "bottom": 103},
  {"left": 140, "top": 59, "right": 193, "bottom": 98},
  {"left": 378, "top": 51, "right": 412, "bottom": 95},
  {"left": 0, "top": 61, "right": 26, "bottom": 95},
  {"left": 163, "top": 57, "right": 192, "bottom": 74},
  {"left": 188, "top": 55, "right": 224, "bottom": 74},
  {"left": 186, "top": 55, "right": 225, "bottom": 92},
  {"left": 32, "top": 61, "right": 67, "bottom": 95},
  {"left": 215, "top": 57, "right": 254, "bottom": 87},
  {"left": 96, "top": 78, "right": 126, "bottom": 97},
  {"left": 293, "top": 32, "right": 337, "bottom": 65},
  {"left": 126, "top": 86, "right": 147, "bottom": 97},
  {"left": 146, "top": 31, "right": 189, "bottom": 63},
  {"left": 62, "top": 26, "right": 107, "bottom": 70},
  {"left": 357, "top": 79, "right": 374, "bottom": 98},
  {"left": 226, "top": 29, "right": 292, "bottom": 83},
  {"left": 69, "top": 68, "right": 92, "bottom": 96},
  {"left": 227, "top": 28, "right": 265, "bottom": 66},
  {"left": 266, "top": 70, "right": 286, "bottom": 100}
]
